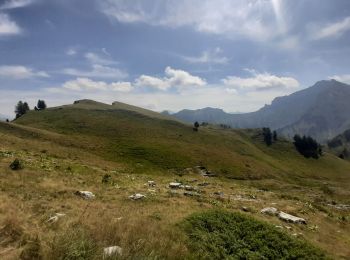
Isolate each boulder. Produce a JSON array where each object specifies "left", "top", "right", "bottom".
[
  {"left": 129, "top": 193, "right": 146, "bottom": 200},
  {"left": 103, "top": 246, "right": 122, "bottom": 258},
  {"left": 169, "top": 182, "right": 182, "bottom": 189},
  {"left": 278, "top": 211, "right": 306, "bottom": 224},
  {"left": 75, "top": 191, "right": 95, "bottom": 199},
  {"left": 261, "top": 207, "right": 278, "bottom": 215}
]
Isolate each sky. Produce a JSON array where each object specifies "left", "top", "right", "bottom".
[{"left": 1, "top": 0, "right": 350, "bottom": 118}]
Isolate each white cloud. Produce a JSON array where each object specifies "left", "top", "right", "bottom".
[
  {"left": 0, "top": 13, "right": 21, "bottom": 36},
  {"left": 85, "top": 52, "right": 117, "bottom": 65},
  {"left": 66, "top": 47, "right": 77, "bottom": 56},
  {"left": 135, "top": 66, "right": 206, "bottom": 90},
  {"left": 62, "top": 77, "right": 133, "bottom": 92},
  {"left": 110, "top": 81, "right": 133, "bottom": 92},
  {"left": 311, "top": 16, "right": 350, "bottom": 40},
  {"left": 0, "top": 0, "right": 34, "bottom": 10},
  {"left": 62, "top": 64, "right": 128, "bottom": 79},
  {"left": 223, "top": 69, "right": 299, "bottom": 92},
  {"left": 135, "top": 75, "right": 170, "bottom": 91},
  {"left": 99, "top": 0, "right": 285, "bottom": 41},
  {"left": 329, "top": 74, "right": 350, "bottom": 84},
  {"left": 184, "top": 47, "right": 229, "bottom": 64},
  {"left": 0, "top": 65, "right": 49, "bottom": 79}
]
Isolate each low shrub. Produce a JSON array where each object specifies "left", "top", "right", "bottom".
[
  {"left": 182, "top": 210, "right": 327, "bottom": 259},
  {"left": 10, "top": 158, "right": 23, "bottom": 170}
]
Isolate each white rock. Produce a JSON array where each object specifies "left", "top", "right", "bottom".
[
  {"left": 103, "top": 246, "right": 122, "bottom": 258},
  {"left": 147, "top": 181, "right": 156, "bottom": 187},
  {"left": 75, "top": 191, "right": 95, "bottom": 199},
  {"left": 184, "top": 185, "right": 194, "bottom": 191},
  {"left": 261, "top": 207, "right": 278, "bottom": 215},
  {"left": 47, "top": 213, "right": 66, "bottom": 223},
  {"left": 169, "top": 182, "right": 182, "bottom": 188},
  {"left": 129, "top": 193, "right": 146, "bottom": 200},
  {"left": 278, "top": 211, "right": 306, "bottom": 224},
  {"left": 275, "top": 225, "right": 283, "bottom": 229}
]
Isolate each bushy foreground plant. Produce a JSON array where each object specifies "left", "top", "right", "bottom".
[
  {"left": 48, "top": 224, "right": 98, "bottom": 260},
  {"left": 182, "top": 210, "right": 327, "bottom": 259}
]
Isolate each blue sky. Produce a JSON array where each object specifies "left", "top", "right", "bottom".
[{"left": 1, "top": 0, "right": 350, "bottom": 117}]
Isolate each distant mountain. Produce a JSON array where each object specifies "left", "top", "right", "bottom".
[
  {"left": 328, "top": 129, "right": 350, "bottom": 159},
  {"left": 172, "top": 80, "right": 350, "bottom": 142}
]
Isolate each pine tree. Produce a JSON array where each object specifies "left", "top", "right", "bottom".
[
  {"left": 262, "top": 127, "right": 272, "bottom": 146},
  {"left": 37, "top": 100, "right": 47, "bottom": 110},
  {"left": 193, "top": 121, "right": 200, "bottom": 132},
  {"left": 15, "top": 101, "right": 30, "bottom": 118}
]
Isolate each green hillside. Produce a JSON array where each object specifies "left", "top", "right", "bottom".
[
  {"left": 328, "top": 129, "right": 350, "bottom": 160},
  {"left": 0, "top": 100, "right": 349, "bottom": 259},
  {"left": 13, "top": 100, "right": 350, "bottom": 184}
]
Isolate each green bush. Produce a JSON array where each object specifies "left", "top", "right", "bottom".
[
  {"left": 10, "top": 158, "right": 23, "bottom": 170},
  {"left": 182, "top": 210, "right": 327, "bottom": 259}
]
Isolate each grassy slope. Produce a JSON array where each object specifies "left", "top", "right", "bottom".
[
  {"left": 0, "top": 100, "right": 349, "bottom": 258},
  {"left": 14, "top": 100, "right": 350, "bottom": 183}
]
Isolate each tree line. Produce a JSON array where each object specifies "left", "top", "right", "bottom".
[
  {"left": 14, "top": 100, "right": 47, "bottom": 119},
  {"left": 293, "top": 134, "right": 322, "bottom": 159}
]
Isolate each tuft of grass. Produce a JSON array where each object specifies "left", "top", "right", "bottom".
[
  {"left": 182, "top": 210, "right": 328, "bottom": 259},
  {"left": 47, "top": 224, "right": 98, "bottom": 260},
  {"left": 20, "top": 236, "right": 42, "bottom": 260}
]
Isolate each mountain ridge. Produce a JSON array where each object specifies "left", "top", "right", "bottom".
[{"left": 171, "top": 79, "right": 350, "bottom": 142}]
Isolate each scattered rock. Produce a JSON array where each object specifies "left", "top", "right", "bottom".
[
  {"left": 327, "top": 204, "right": 350, "bottom": 210},
  {"left": 182, "top": 185, "right": 195, "bottom": 191},
  {"left": 198, "top": 182, "right": 210, "bottom": 187},
  {"left": 47, "top": 213, "right": 66, "bottom": 224},
  {"left": 261, "top": 207, "right": 278, "bottom": 215},
  {"left": 74, "top": 191, "right": 95, "bottom": 199},
  {"left": 184, "top": 191, "right": 200, "bottom": 197},
  {"left": 241, "top": 206, "right": 250, "bottom": 212},
  {"left": 233, "top": 195, "right": 258, "bottom": 202},
  {"left": 169, "top": 182, "right": 182, "bottom": 189},
  {"left": 103, "top": 246, "right": 122, "bottom": 258},
  {"left": 129, "top": 193, "right": 146, "bottom": 200},
  {"left": 147, "top": 181, "right": 156, "bottom": 187},
  {"left": 194, "top": 166, "right": 216, "bottom": 177},
  {"left": 308, "top": 225, "right": 318, "bottom": 231},
  {"left": 275, "top": 225, "right": 283, "bottom": 229},
  {"left": 214, "top": 191, "right": 224, "bottom": 196},
  {"left": 278, "top": 211, "right": 306, "bottom": 224}
]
